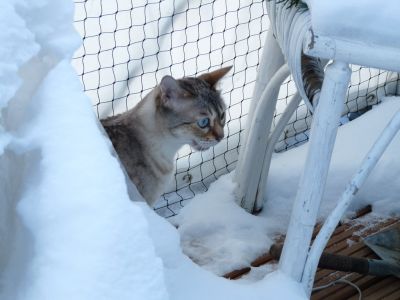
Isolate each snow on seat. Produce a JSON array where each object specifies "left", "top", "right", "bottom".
[
  {"left": 303, "top": 0, "right": 400, "bottom": 72},
  {"left": 305, "top": 0, "right": 400, "bottom": 48}
]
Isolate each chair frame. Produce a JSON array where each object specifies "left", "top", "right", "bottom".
[{"left": 235, "top": 1, "right": 400, "bottom": 296}]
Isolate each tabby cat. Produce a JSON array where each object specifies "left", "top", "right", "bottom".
[{"left": 101, "top": 67, "right": 232, "bottom": 206}]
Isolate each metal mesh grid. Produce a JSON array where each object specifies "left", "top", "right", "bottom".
[
  {"left": 72, "top": 0, "right": 399, "bottom": 217},
  {"left": 273, "top": 68, "right": 399, "bottom": 153}
]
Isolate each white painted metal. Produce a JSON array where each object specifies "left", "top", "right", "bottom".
[
  {"left": 233, "top": 0, "right": 400, "bottom": 293},
  {"left": 236, "top": 64, "right": 290, "bottom": 212},
  {"left": 279, "top": 60, "right": 352, "bottom": 281},
  {"left": 235, "top": 30, "right": 285, "bottom": 185},
  {"left": 304, "top": 30, "right": 400, "bottom": 73},
  {"left": 266, "top": 1, "right": 313, "bottom": 110},
  {"left": 247, "top": 30, "right": 286, "bottom": 123},
  {"left": 254, "top": 92, "right": 303, "bottom": 210},
  {"left": 302, "top": 107, "right": 400, "bottom": 295},
  {"left": 237, "top": 2, "right": 313, "bottom": 213},
  {"left": 236, "top": 0, "right": 400, "bottom": 289}
]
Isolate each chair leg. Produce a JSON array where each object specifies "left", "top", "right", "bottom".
[
  {"left": 235, "top": 64, "right": 290, "bottom": 213},
  {"left": 279, "top": 60, "right": 351, "bottom": 282},
  {"left": 235, "top": 29, "right": 285, "bottom": 213},
  {"left": 255, "top": 92, "right": 302, "bottom": 211},
  {"left": 302, "top": 106, "right": 400, "bottom": 295}
]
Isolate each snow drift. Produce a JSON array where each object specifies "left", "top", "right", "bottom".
[
  {"left": 0, "top": 1, "right": 166, "bottom": 299},
  {"left": 0, "top": 1, "right": 307, "bottom": 300}
]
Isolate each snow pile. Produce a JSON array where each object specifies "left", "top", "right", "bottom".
[
  {"left": 142, "top": 203, "right": 307, "bottom": 300},
  {"left": 265, "top": 96, "right": 400, "bottom": 224},
  {"left": 0, "top": 2, "right": 37, "bottom": 157},
  {"left": 0, "top": 1, "right": 308, "bottom": 299},
  {"left": 305, "top": 0, "right": 400, "bottom": 48},
  {"left": 0, "top": 0, "right": 40, "bottom": 288},
  {"left": 176, "top": 175, "right": 271, "bottom": 275},
  {"left": 0, "top": 2, "right": 37, "bottom": 111},
  {"left": 178, "top": 96, "right": 400, "bottom": 278},
  {"left": 0, "top": 1, "right": 167, "bottom": 300},
  {"left": 7, "top": 62, "right": 167, "bottom": 300}
]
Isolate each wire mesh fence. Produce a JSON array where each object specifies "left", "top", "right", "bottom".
[{"left": 72, "top": 0, "right": 399, "bottom": 218}]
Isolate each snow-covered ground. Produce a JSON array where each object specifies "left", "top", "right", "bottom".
[{"left": 176, "top": 96, "right": 400, "bottom": 278}]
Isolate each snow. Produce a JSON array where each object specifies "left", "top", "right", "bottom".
[
  {"left": 177, "top": 96, "right": 400, "bottom": 278},
  {"left": 10, "top": 61, "right": 167, "bottom": 300},
  {"left": 142, "top": 203, "right": 307, "bottom": 300},
  {"left": 1, "top": 0, "right": 400, "bottom": 299},
  {"left": 265, "top": 97, "right": 400, "bottom": 222},
  {"left": 0, "top": 1, "right": 307, "bottom": 299},
  {"left": 176, "top": 174, "right": 271, "bottom": 275},
  {"left": 0, "top": 2, "right": 38, "bottom": 110},
  {"left": 305, "top": 0, "right": 400, "bottom": 48},
  {"left": 1, "top": 1, "right": 167, "bottom": 300}
]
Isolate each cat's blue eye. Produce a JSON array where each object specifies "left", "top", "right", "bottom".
[{"left": 197, "top": 117, "right": 210, "bottom": 128}]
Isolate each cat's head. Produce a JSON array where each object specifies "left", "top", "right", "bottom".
[{"left": 157, "top": 66, "right": 232, "bottom": 151}]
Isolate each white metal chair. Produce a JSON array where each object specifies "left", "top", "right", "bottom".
[{"left": 235, "top": 0, "right": 400, "bottom": 296}]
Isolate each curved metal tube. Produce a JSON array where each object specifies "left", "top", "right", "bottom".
[
  {"left": 235, "top": 30, "right": 285, "bottom": 184},
  {"left": 236, "top": 63, "right": 290, "bottom": 212},
  {"left": 254, "top": 91, "right": 303, "bottom": 210},
  {"left": 302, "top": 107, "right": 400, "bottom": 296}
]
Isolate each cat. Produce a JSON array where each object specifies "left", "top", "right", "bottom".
[{"left": 101, "top": 66, "right": 232, "bottom": 206}]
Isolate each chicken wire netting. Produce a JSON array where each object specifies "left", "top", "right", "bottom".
[{"left": 72, "top": 0, "right": 399, "bottom": 217}]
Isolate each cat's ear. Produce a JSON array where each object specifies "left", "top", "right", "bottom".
[
  {"left": 198, "top": 66, "right": 232, "bottom": 88},
  {"left": 159, "top": 75, "right": 182, "bottom": 108}
]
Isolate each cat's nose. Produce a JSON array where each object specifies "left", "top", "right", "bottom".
[
  {"left": 212, "top": 125, "right": 224, "bottom": 141},
  {"left": 216, "top": 132, "right": 224, "bottom": 141}
]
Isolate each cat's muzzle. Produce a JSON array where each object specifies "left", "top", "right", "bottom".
[{"left": 191, "top": 139, "right": 218, "bottom": 151}]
